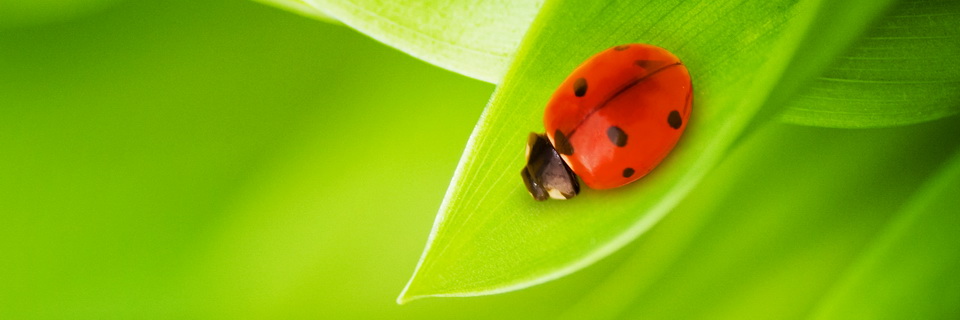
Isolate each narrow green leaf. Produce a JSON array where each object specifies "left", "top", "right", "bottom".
[
  {"left": 303, "top": 0, "right": 543, "bottom": 83},
  {"left": 252, "top": 0, "right": 339, "bottom": 23},
  {"left": 399, "top": 0, "right": 892, "bottom": 303},
  {"left": 781, "top": 0, "right": 960, "bottom": 128},
  {"left": 808, "top": 148, "right": 960, "bottom": 319}
]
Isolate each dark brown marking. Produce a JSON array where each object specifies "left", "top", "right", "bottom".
[
  {"left": 606, "top": 126, "right": 628, "bottom": 147},
  {"left": 573, "top": 78, "right": 587, "bottom": 97},
  {"left": 668, "top": 110, "right": 683, "bottom": 129},
  {"left": 614, "top": 45, "right": 630, "bottom": 51},
  {"left": 623, "top": 168, "right": 635, "bottom": 178},
  {"left": 554, "top": 129, "right": 574, "bottom": 155}
]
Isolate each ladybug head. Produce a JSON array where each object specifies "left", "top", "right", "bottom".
[{"left": 521, "top": 133, "right": 580, "bottom": 201}]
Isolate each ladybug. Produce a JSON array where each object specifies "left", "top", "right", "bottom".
[{"left": 521, "top": 44, "right": 692, "bottom": 201}]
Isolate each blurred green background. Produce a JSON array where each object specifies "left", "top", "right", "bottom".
[
  {"left": 2, "top": 0, "right": 958, "bottom": 319},
  {"left": 0, "top": 0, "right": 585, "bottom": 317}
]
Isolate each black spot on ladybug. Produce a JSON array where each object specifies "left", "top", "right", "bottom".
[
  {"left": 668, "top": 110, "right": 683, "bottom": 129},
  {"left": 634, "top": 60, "right": 669, "bottom": 71},
  {"left": 623, "top": 167, "right": 635, "bottom": 178},
  {"left": 614, "top": 45, "right": 630, "bottom": 51},
  {"left": 606, "top": 126, "right": 628, "bottom": 147},
  {"left": 573, "top": 78, "right": 588, "bottom": 97},
  {"left": 554, "top": 129, "right": 574, "bottom": 155}
]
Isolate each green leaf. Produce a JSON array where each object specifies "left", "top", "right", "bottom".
[
  {"left": 398, "top": 0, "right": 899, "bottom": 303},
  {"left": 252, "top": 0, "right": 339, "bottom": 23},
  {"left": 780, "top": 0, "right": 960, "bottom": 128},
  {"left": 808, "top": 149, "right": 960, "bottom": 319},
  {"left": 302, "top": 0, "right": 543, "bottom": 83}
]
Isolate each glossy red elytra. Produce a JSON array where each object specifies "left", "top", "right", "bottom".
[{"left": 521, "top": 44, "right": 692, "bottom": 201}]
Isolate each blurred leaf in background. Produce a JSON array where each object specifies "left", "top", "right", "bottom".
[{"left": 562, "top": 117, "right": 960, "bottom": 319}]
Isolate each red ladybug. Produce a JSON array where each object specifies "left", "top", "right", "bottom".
[{"left": 522, "top": 44, "right": 692, "bottom": 201}]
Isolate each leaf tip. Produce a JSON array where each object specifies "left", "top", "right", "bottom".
[
  {"left": 395, "top": 278, "right": 417, "bottom": 305},
  {"left": 396, "top": 280, "right": 442, "bottom": 305},
  {"left": 395, "top": 292, "right": 421, "bottom": 305},
  {"left": 395, "top": 292, "right": 411, "bottom": 305},
  {"left": 395, "top": 266, "right": 458, "bottom": 304},
  {"left": 396, "top": 263, "right": 431, "bottom": 304}
]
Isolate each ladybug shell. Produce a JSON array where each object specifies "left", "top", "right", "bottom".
[{"left": 544, "top": 44, "right": 692, "bottom": 189}]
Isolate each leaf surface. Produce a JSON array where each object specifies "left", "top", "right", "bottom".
[{"left": 780, "top": 0, "right": 960, "bottom": 128}]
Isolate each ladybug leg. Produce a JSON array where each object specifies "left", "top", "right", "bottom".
[{"left": 522, "top": 133, "right": 580, "bottom": 201}]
